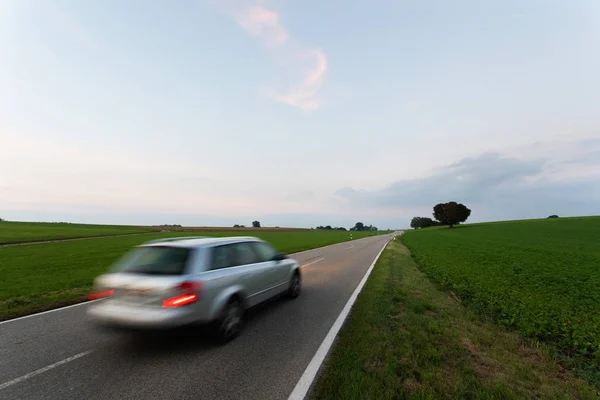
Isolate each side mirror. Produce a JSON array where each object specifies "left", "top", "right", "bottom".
[{"left": 272, "top": 253, "right": 287, "bottom": 262}]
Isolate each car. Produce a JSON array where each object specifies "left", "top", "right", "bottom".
[{"left": 86, "top": 236, "right": 301, "bottom": 342}]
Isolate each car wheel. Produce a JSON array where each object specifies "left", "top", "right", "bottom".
[
  {"left": 288, "top": 272, "right": 301, "bottom": 299},
  {"left": 214, "top": 298, "right": 244, "bottom": 343}
]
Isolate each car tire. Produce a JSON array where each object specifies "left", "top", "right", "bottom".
[
  {"left": 213, "top": 298, "right": 244, "bottom": 343},
  {"left": 288, "top": 272, "right": 301, "bottom": 299}
]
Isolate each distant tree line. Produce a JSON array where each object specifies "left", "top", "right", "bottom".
[
  {"left": 316, "top": 225, "right": 347, "bottom": 231},
  {"left": 350, "top": 222, "right": 378, "bottom": 231},
  {"left": 350, "top": 222, "right": 377, "bottom": 232},
  {"left": 233, "top": 221, "right": 261, "bottom": 228},
  {"left": 314, "top": 222, "right": 378, "bottom": 231},
  {"left": 411, "top": 201, "right": 472, "bottom": 229}
]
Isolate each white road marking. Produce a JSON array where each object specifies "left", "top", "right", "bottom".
[
  {"left": 287, "top": 238, "right": 393, "bottom": 400},
  {"left": 0, "top": 351, "right": 93, "bottom": 391},
  {"left": 344, "top": 245, "right": 355, "bottom": 249},
  {"left": 291, "top": 238, "right": 356, "bottom": 257},
  {"left": 300, "top": 258, "right": 324, "bottom": 268},
  {"left": 0, "top": 299, "right": 104, "bottom": 326}
]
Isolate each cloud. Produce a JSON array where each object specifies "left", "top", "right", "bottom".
[
  {"left": 336, "top": 138, "right": 600, "bottom": 222},
  {"left": 273, "top": 49, "right": 327, "bottom": 111},
  {"left": 234, "top": 6, "right": 288, "bottom": 47},
  {"left": 212, "top": 1, "right": 327, "bottom": 111}
]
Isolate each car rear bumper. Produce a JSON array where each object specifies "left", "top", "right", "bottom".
[{"left": 87, "top": 300, "right": 207, "bottom": 330}]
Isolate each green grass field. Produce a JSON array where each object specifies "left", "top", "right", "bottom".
[
  {"left": 313, "top": 240, "right": 596, "bottom": 399},
  {"left": 401, "top": 216, "right": 600, "bottom": 382},
  {"left": 0, "top": 229, "right": 383, "bottom": 320},
  {"left": 0, "top": 221, "right": 152, "bottom": 245}
]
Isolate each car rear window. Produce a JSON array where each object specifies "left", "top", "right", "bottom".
[{"left": 111, "top": 246, "right": 192, "bottom": 275}]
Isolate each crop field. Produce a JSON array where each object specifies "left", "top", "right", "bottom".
[
  {"left": 0, "top": 221, "right": 152, "bottom": 245},
  {"left": 0, "top": 228, "right": 384, "bottom": 320},
  {"left": 402, "top": 216, "right": 600, "bottom": 379},
  {"left": 314, "top": 241, "right": 596, "bottom": 399}
]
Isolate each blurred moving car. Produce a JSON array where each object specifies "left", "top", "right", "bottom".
[{"left": 87, "top": 236, "right": 301, "bottom": 342}]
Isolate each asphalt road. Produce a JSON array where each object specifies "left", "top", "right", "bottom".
[{"left": 0, "top": 233, "right": 395, "bottom": 400}]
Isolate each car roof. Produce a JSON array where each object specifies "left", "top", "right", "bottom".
[{"left": 140, "top": 236, "right": 263, "bottom": 249}]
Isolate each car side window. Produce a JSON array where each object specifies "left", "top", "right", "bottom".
[
  {"left": 251, "top": 242, "right": 278, "bottom": 263},
  {"left": 233, "top": 242, "right": 260, "bottom": 265},
  {"left": 210, "top": 244, "right": 237, "bottom": 270}
]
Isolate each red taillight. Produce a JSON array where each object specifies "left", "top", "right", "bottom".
[
  {"left": 88, "top": 289, "right": 114, "bottom": 300},
  {"left": 176, "top": 281, "right": 203, "bottom": 291},
  {"left": 161, "top": 281, "right": 203, "bottom": 308},
  {"left": 162, "top": 294, "right": 197, "bottom": 308}
]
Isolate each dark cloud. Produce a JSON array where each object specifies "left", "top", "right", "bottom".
[
  {"left": 336, "top": 144, "right": 600, "bottom": 223},
  {"left": 337, "top": 153, "right": 543, "bottom": 207}
]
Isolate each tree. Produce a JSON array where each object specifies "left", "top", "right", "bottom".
[
  {"left": 349, "top": 222, "right": 377, "bottom": 232},
  {"left": 252, "top": 220, "right": 261, "bottom": 228},
  {"left": 433, "top": 201, "right": 471, "bottom": 228},
  {"left": 316, "top": 225, "right": 333, "bottom": 230},
  {"left": 410, "top": 217, "right": 421, "bottom": 229},
  {"left": 410, "top": 216, "right": 440, "bottom": 229},
  {"left": 547, "top": 215, "right": 559, "bottom": 219}
]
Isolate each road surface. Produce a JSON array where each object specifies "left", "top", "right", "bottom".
[{"left": 0, "top": 233, "right": 395, "bottom": 400}]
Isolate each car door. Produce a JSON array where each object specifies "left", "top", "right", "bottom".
[
  {"left": 200, "top": 243, "right": 264, "bottom": 308},
  {"left": 250, "top": 241, "right": 287, "bottom": 289},
  {"left": 231, "top": 241, "right": 277, "bottom": 304}
]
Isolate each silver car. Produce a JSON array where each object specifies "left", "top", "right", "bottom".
[{"left": 87, "top": 236, "right": 301, "bottom": 342}]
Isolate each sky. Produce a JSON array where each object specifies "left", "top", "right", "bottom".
[{"left": 1, "top": 0, "right": 599, "bottom": 229}]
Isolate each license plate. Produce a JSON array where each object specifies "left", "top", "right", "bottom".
[
  {"left": 127, "top": 288, "right": 151, "bottom": 296},
  {"left": 118, "top": 288, "right": 154, "bottom": 304}
]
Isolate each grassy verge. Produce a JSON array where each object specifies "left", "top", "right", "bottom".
[
  {"left": 401, "top": 216, "right": 600, "bottom": 384},
  {"left": 0, "top": 221, "right": 152, "bottom": 245},
  {"left": 312, "top": 240, "right": 596, "bottom": 399},
  {"left": 0, "top": 230, "right": 384, "bottom": 321}
]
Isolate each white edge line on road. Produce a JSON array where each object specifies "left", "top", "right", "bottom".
[
  {"left": 344, "top": 245, "right": 355, "bottom": 249},
  {"left": 0, "top": 299, "right": 103, "bottom": 326},
  {"left": 0, "top": 350, "right": 93, "bottom": 391},
  {"left": 287, "top": 238, "right": 393, "bottom": 400},
  {"left": 299, "top": 258, "right": 324, "bottom": 268}
]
